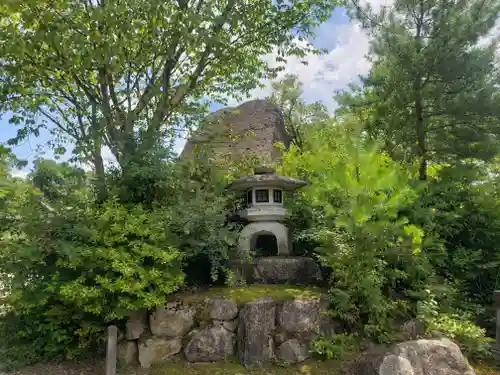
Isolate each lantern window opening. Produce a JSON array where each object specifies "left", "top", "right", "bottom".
[
  {"left": 247, "top": 189, "right": 253, "bottom": 204},
  {"left": 273, "top": 189, "right": 282, "bottom": 203},
  {"left": 255, "top": 189, "right": 270, "bottom": 203}
]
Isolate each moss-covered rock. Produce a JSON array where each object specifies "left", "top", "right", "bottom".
[{"left": 169, "top": 284, "right": 326, "bottom": 306}]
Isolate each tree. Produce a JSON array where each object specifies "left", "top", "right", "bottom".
[
  {"left": 29, "top": 159, "right": 90, "bottom": 206},
  {"left": 281, "top": 118, "right": 432, "bottom": 342},
  {"left": 0, "top": 0, "right": 336, "bottom": 201},
  {"left": 337, "top": 0, "right": 500, "bottom": 180},
  {"left": 0, "top": 153, "right": 239, "bottom": 363},
  {"left": 267, "top": 74, "right": 329, "bottom": 149}
]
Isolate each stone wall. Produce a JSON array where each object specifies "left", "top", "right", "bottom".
[{"left": 119, "top": 296, "right": 339, "bottom": 369}]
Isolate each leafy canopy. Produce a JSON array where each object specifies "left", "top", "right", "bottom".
[
  {"left": 281, "top": 119, "right": 431, "bottom": 342},
  {"left": 0, "top": 0, "right": 337, "bottom": 201}
]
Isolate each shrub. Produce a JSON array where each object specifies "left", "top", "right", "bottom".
[
  {"left": 281, "top": 120, "right": 433, "bottom": 343},
  {"left": 417, "top": 293, "right": 493, "bottom": 361},
  {"left": 310, "top": 333, "right": 359, "bottom": 360},
  {"left": 0, "top": 194, "right": 185, "bottom": 361},
  {"left": 0, "top": 152, "right": 241, "bottom": 364}
]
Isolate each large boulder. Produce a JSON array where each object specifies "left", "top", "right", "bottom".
[
  {"left": 180, "top": 99, "right": 290, "bottom": 165},
  {"left": 277, "top": 297, "right": 338, "bottom": 341},
  {"left": 184, "top": 326, "right": 236, "bottom": 362},
  {"left": 150, "top": 303, "right": 196, "bottom": 338},
  {"left": 126, "top": 309, "right": 148, "bottom": 340},
  {"left": 204, "top": 297, "right": 239, "bottom": 321},
  {"left": 278, "top": 298, "right": 322, "bottom": 335},
  {"left": 117, "top": 341, "right": 138, "bottom": 366},
  {"left": 214, "top": 319, "right": 239, "bottom": 332},
  {"left": 138, "top": 337, "right": 182, "bottom": 368},
  {"left": 348, "top": 338, "right": 475, "bottom": 375},
  {"left": 228, "top": 257, "right": 323, "bottom": 285},
  {"left": 238, "top": 297, "right": 276, "bottom": 368},
  {"left": 277, "top": 339, "right": 309, "bottom": 363},
  {"left": 253, "top": 257, "right": 323, "bottom": 285}
]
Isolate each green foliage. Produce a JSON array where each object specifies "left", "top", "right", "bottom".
[
  {"left": 0, "top": 191, "right": 185, "bottom": 356},
  {"left": 404, "top": 164, "right": 500, "bottom": 334},
  {"left": 339, "top": 0, "right": 500, "bottom": 180},
  {"left": 0, "top": 150, "right": 241, "bottom": 364},
  {"left": 224, "top": 268, "right": 247, "bottom": 288},
  {"left": 29, "top": 158, "right": 91, "bottom": 205},
  {"left": 310, "top": 333, "right": 359, "bottom": 360},
  {"left": 0, "top": 0, "right": 337, "bottom": 200},
  {"left": 417, "top": 293, "right": 493, "bottom": 361},
  {"left": 104, "top": 145, "right": 241, "bottom": 285},
  {"left": 0, "top": 309, "right": 103, "bottom": 371},
  {"left": 282, "top": 119, "right": 433, "bottom": 342},
  {"left": 267, "top": 74, "right": 329, "bottom": 149},
  {"left": 165, "top": 157, "right": 241, "bottom": 284}
]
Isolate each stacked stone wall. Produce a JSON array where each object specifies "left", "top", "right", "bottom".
[{"left": 119, "top": 296, "right": 339, "bottom": 368}]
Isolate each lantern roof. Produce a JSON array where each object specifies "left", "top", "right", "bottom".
[{"left": 227, "top": 167, "right": 308, "bottom": 191}]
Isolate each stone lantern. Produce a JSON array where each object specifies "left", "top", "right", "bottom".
[{"left": 227, "top": 166, "right": 308, "bottom": 257}]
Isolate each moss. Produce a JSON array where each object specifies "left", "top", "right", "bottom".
[
  {"left": 169, "top": 284, "right": 326, "bottom": 305},
  {"left": 149, "top": 359, "right": 341, "bottom": 375}
]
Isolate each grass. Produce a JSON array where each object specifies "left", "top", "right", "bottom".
[
  {"left": 147, "top": 359, "right": 341, "bottom": 375},
  {"left": 169, "top": 284, "right": 326, "bottom": 305},
  {"left": 5, "top": 358, "right": 341, "bottom": 375},
  {"left": 475, "top": 364, "right": 500, "bottom": 375},
  {"left": 147, "top": 360, "right": 500, "bottom": 375},
  {"left": 7, "top": 352, "right": 499, "bottom": 375}
]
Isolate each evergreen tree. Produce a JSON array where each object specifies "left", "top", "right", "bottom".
[{"left": 337, "top": 0, "right": 500, "bottom": 180}]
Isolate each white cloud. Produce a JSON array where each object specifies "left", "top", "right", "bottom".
[
  {"left": 224, "top": 0, "right": 498, "bottom": 117},
  {"left": 71, "top": 145, "right": 118, "bottom": 172},
  {"left": 101, "top": 146, "right": 118, "bottom": 168},
  {"left": 362, "top": 0, "right": 394, "bottom": 11},
  {"left": 478, "top": 18, "right": 500, "bottom": 55},
  {"left": 226, "top": 21, "right": 372, "bottom": 112},
  {"left": 228, "top": 1, "right": 399, "bottom": 111},
  {"left": 10, "top": 169, "right": 29, "bottom": 179}
]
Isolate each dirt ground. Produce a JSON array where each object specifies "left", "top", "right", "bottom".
[
  {"left": 2, "top": 358, "right": 342, "bottom": 375},
  {"left": 4, "top": 358, "right": 499, "bottom": 375}
]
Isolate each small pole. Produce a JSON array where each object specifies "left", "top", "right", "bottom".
[{"left": 106, "top": 325, "right": 118, "bottom": 375}]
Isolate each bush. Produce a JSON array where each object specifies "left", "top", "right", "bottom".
[
  {"left": 281, "top": 120, "right": 433, "bottom": 343},
  {"left": 408, "top": 165, "right": 500, "bottom": 336},
  {"left": 417, "top": 293, "right": 493, "bottom": 361},
  {"left": 310, "top": 333, "right": 359, "bottom": 360},
  {"left": 0, "top": 310, "right": 104, "bottom": 371},
  {"left": 0, "top": 152, "right": 243, "bottom": 364},
  {"left": 0, "top": 187, "right": 185, "bottom": 360},
  {"left": 2, "top": 199, "right": 185, "bottom": 317}
]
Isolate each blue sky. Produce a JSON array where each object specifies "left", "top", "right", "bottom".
[{"left": 1, "top": 6, "right": 370, "bottom": 176}]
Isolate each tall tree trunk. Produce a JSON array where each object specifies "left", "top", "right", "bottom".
[
  {"left": 415, "top": 93, "right": 427, "bottom": 180},
  {"left": 92, "top": 147, "right": 107, "bottom": 203},
  {"left": 415, "top": 0, "right": 427, "bottom": 181},
  {"left": 90, "top": 103, "right": 108, "bottom": 203}
]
